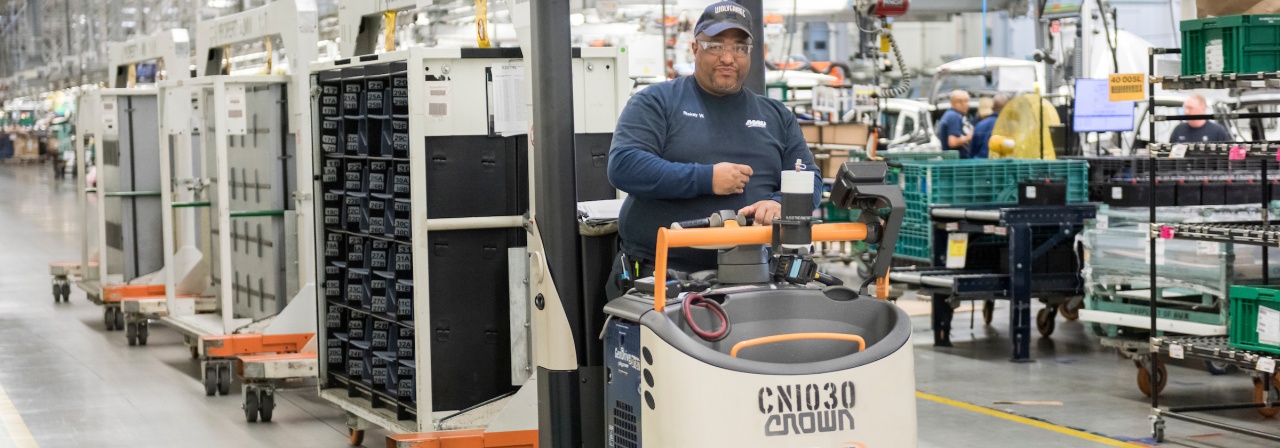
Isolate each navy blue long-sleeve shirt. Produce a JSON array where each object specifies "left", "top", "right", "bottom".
[{"left": 608, "top": 76, "right": 822, "bottom": 272}]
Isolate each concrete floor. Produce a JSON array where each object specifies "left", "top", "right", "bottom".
[{"left": 0, "top": 162, "right": 1277, "bottom": 447}]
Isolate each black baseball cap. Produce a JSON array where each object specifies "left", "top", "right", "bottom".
[{"left": 694, "top": 1, "right": 754, "bottom": 40}]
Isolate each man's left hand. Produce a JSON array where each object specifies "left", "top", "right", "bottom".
[{"left": 739, "top": 200, "right": 782, "bottom": 226}]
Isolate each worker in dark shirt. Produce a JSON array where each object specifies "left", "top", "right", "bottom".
[
  {"left": 1170, "top": 94, "right": 1232, "bottom": 143},
  {"left": 969, "top": 94, "right": 1007, "bottom": 159},
  {"left": 605, "top": 1, "right": 822, "bottom": 299},
  {"left": 936, "top": 90, "right": 974, "bottom": 157}
]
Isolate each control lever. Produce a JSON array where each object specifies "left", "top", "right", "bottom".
[{"left": 671, "top": 210, "right": 752, "bottom": 229}]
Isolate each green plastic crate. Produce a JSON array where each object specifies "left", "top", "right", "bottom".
[
  {"left": 892, "top": 159, "right": 1089, "bottom": 260},
  {"left": 1182, "top": 14, "right": 1280, "bottom": 76},
  {"left": 1229, "top": 285, "right": 1280, "bottom": 355}
]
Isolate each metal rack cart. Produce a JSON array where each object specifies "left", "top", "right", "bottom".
[
  {"left": 891, "top": 204, "right": 1095, "bottom": 361},
  {"left": 1142, "top": 48, "right": 1280, "bottom": 442},
  {"left": 46, "top": 29, "right": 193, "bottom": 338},
  {"left": 307, "top": 11, "right": 628, "bottom": 440},
  {"left": 147, "top": 0, "right": 322, "bottom": 422}
]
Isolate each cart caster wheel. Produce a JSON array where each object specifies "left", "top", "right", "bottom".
[
  {"left": 349, "top": 428, "right": 365, "bottom": 446},
  {"left": 52, "top": 284, "right": 60, "bottom": 302},
  {"left": 1137, "top": 359, "right": 1167, "bottom": 397},
  {"left": 244, "top": 389, "right": 260, "bottom": 423},
  {"left": 113, "top": 308, "right": 123, "bottom": 331},
  {"left": 217, "top": 363, "right": 231, "bottom": 396},
  {"left": 1036, "top": 307, "right": 1057, "bottom": 337},
  {"left": 1204, "top": 360, "right": 1233, "bottom": 376},
  {"left": 104, "top": 308, "right": 115, "bottom": 331},
  {"left": 1252, "top": 374, "right": 1280, "bottom": 418},
  {"left": 126, "top": 323, "right": 137, "bottom": 346},
  {"left": 259, "top": 390, "right": 274, "bottom": 423},
  {"left": 61, "top": 283, "right": 70, "bottom": 300},
  {"left": 1152, "top": 419, "right": 1165, "bottom": 443},
  {"left": 137, "top": 322, "right": 148, "bottom": 346},
  {"left": 982, "top": 300, "right": 994, "bottom": 326},
  {"left": 1058, "top": 300, "right": 1080, "bottom": 321},
  {"left": 203, "top": 364, "right": 217, "bottom": 396}
]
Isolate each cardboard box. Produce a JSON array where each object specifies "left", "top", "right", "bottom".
[
  {"left": 800, "top": 122, "right": 821, "bottom": 145},
  {"left": 13, "top": 135, "right": 38, "bottom": 159},
  {"left": 818, "top": 149, "right": 850, "bottom": 178},
  {"left": 1199, "top": 0, "right": 1280, "bottom": 17},
  {"left": 826, "top": 123, "right": 870, "bottom": 146}
]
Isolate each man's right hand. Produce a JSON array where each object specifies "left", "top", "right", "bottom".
[{"left": 712, "top": 162, "right": 753, "bottom": 195}]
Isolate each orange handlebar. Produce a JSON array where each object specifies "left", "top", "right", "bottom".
[
  {"left": 653, "top": 223, "right": 868, "bottom": 311},
  {"left": 729, "top": 332, "right": 866, "bottom": 358}
]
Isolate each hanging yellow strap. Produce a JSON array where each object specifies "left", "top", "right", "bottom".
[
  {"left": 223, "top": 45, "right": 232, "bottom": 75},
  {"left": 384, "top": 10, "right": 398, "bottom": 52},
  {"left": 264, "top": 37, "right": 274, "bottom": 74},
  {"left": 476, "top": 0, "right": 491, "bottom": 48},
  {"left": 127, "top": 64, "right": 137, "bottom": 88}
]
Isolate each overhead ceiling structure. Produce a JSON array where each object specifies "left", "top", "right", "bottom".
[{"left": 0, "top": 0, "right": 341, "bottom": 94}]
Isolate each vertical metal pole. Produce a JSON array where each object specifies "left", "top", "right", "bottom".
[
  {"left": 1264, "top": 151, "right": 1270, "bottom": 284},
  {"left": 530, "top": 0, "right": 583, "bottom": 447},
  {"left": 1008, "top": 224, "right": 1032, "bottom": 363},
  {"left": 738, "top": 0, "right": 765, "bottom": 94},
  {"left": 1148, "top": 47, "right": 1159, "bottom": 412}
]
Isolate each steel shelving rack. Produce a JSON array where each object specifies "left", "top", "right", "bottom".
[{"left": 1142, "top": 47, "right": 1280, "bottom": 442}]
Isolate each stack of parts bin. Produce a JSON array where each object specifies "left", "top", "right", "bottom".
[
  {"left": 1065, "top": 156, "right": 1280, "bottom": 207},
  {"left": 315, "top": 59, "right": 525, "bottom": 422}
]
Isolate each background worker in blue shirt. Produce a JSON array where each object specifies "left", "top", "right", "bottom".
[
  {"left": 936, "top": 90, "right": 974, "bottom": 157},
  {"left": 605, "top": 1, "right": 822, "bottom": 299},
  {"left": 969, "top": 94, "right": 1007, "bottom": 159}
]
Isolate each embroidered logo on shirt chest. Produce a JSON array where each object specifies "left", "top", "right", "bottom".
[{"left": 746, "top": 119, "right": 766, "bottom": 128}]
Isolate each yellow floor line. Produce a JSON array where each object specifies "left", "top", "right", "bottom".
[
  {"left": 917, "top": 391, "right": 1146, "bottom": 448},
  {"left": 0, "top": 381, "right": 38, "bottom": 448}
]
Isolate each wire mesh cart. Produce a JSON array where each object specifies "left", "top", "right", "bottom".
[{"left": 1142, "top": 47, "right": 1280, "bottom": 442}]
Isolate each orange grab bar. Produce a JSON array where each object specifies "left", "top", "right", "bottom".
[
  {"left": 730, "top": 332, "right": 866, "bottom": 358},
  {"left": 653, "top": 223, "right": 868, "bottom": 311}
]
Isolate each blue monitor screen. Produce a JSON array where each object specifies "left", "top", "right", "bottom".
[
  {"left": 135, "top": 63, "right": 157, "bottom": 84},
  {"left": 1073, "top": 78, "right": 1135, "bottom": 133}
]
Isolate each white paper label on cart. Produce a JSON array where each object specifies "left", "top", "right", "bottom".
[
  {"left": 1258, "top": 357, "right": 1276, "bottom": 374},
  {"left": 491, "top": 63, "right": 529, "bottom": 136},
  {"left": 1206, "top": 39, "right": 1225, "bottom": 74},
  {"left": 1095, "top": 215, "right": 1108, "bottom": 230},
  {"left": 946, "top": 233, "right": 968, "bottom": 269},
  {"left": 1026, "top": 186, "right": 1037, "bottom": 199},
  {"left": 983, "top": 225, "right": 996, "bottom": 234},
  {"left": 101, "top": 96, "right": 119, "bottom": 136},
  {"left": 425, "top": 81, "right": 451, "bottom": 122},
  {"left": 1169, "top": 343, "right": 1184, "bottom": 359},
  {"left": 1170, "top": 144, "right": 1187, "bottom": 159},
  {"left": 225, "top": 85, "right": 247, "bottom": 135},
  {"left": 1258, "top": 305, "right": 1280, "bottom": 346},
  {"left": 1111, "top": 186, "right": 1123, "bottom": 200}
]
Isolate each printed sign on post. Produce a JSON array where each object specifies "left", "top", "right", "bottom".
[{"left": 1108, "top": 73, "right": 1145, "bottom": 102}]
